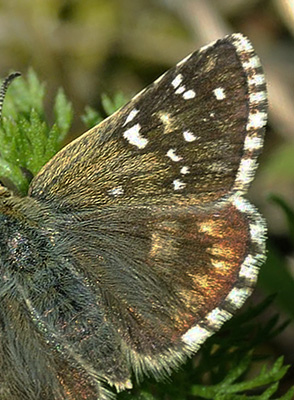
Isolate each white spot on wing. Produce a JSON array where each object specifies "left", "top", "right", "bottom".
[
  {"left": 166, "top": 148, "right": 183, "bottom": 162},
  {"left": 205, "top": 308, "right": 232, "bottom": 330},
  {"left": 108, "top": 186, "right": 124, "bottom": 197},
  {"left": 248, "top": 74, "right": 265, "bottom": 86},
  {"left": 183, "top": 130, "right": 196, "bottom": 142},
  {"left": 250, "top": 222, "right": 265, "bottom": 245},
  {"left": 249, "top": 91, "right": 266, "bottom": 103},
  {"left": 183, "top": 90, "right": 196, "bottom": 99},
  {"left": 232, "top": 196, "right": 252, "bottom": 213},
  {"left": 225, "top": 287, "right": 252, "bottom": 309},
  {"left": 175, "top": 86, "right": 185, "bottom": 94},
  {"left": 231, "top": 33, "right": 254, "bottom": 53},
  {"left": 123, "top": 108, "right": 139, "bottom": 126},
  {"left": 239, "top": 254, "right": 261, "bottom": 284},
  {"left": 173, "top": 179, "right": 186, "bottom": 190},
  {"left": 213, "top": 87, "right": 226, "bottom": 100},
  {"left": 182, "top": 325, "right": 212, "bottom": 346},
  {"left": 180, "top": 166, "right": 190, "bottom": 174},
  {"left": 237, "top": 158, "right": 257, "bottom": 185},
  {"left": 171, "top": 74, "right": 183, "bottom": 89},
  {"left": 247, "top": 111, "right": 267, "bottom": 129},
  {"left": 244, "top": 135, "right": 263, "bottom": 151},
  {"left": 244, "top": 55, "right": 261, "bottom": 69},
  {"left": 123, "top": 124, "right": 148, "bottom": 149}
]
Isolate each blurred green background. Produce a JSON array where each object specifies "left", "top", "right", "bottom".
[{"left": 0, "top": 0, "right": 294, "bottom": 396}]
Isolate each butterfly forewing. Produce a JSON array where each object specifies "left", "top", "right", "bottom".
[
  {"left": 29, "top": 34, "right": 266, "bottom": 210},
  {"left": 3, "top": 34, "right": 267, "bottom": 399}
]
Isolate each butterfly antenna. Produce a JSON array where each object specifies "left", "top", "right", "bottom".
[{"left": 0, "top": 72, "right": 21, "bottom": 120}]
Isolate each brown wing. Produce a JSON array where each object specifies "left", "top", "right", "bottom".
[
  {"left": 28, "top": 34, "right": 267, "bottom": 212},
  {"left": 19, "top": 33, "right": 267, "bottom": 396}
]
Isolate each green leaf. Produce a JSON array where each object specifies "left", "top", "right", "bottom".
[
  {"left": 279, "top": 386, "right": 294, "bottom": 400},
  {"left": 0, "top": 158, "right": 28, "bottom": 194},
  {"left": 0, "top": 69, "right": 73, "bottom": 195},
  {"left": 4, "top": 68, "right": 45, "bottom": 118},
  {"left": 54, "top": 87, "right": 73, "bottom": 141},
  {"left": 81, "top": 92, "right": 128, "bottom": 129},
  {"left": 82, "top": 105, "right": 104, "bottom": 129},
  {"left": 101, "top": 91, "right": 127, "bottom": 115},
  {"left": 191, "top": 356, "right": 290, "bottom": 399}
]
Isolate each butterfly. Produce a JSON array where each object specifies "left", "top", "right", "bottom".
[{"left": 0, "top": 33, "right": 267, "bottom": 400}]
